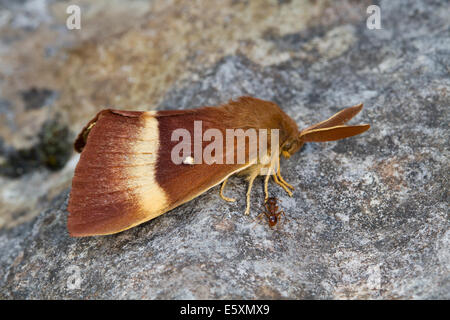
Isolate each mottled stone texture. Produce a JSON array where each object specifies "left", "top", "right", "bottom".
[{"left": 0, "top": 0, "right": 449, "bottom": 299}]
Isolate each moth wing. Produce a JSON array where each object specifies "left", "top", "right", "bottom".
[{"left": 68, "top": 108, "right": 253, "bottom": 237}]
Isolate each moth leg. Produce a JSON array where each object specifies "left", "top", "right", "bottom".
[
  {"left": 263, "top": 156, "right": 278, "bottom": 201},
  {"left": 276, "top": 156, "right": 294, "bottom": 190},
  {"left": 220, "top": 178, "right": 236, "bottom": 202},
  {"left": 277, "top": 169, "right": 294, "bottom": 190},
  {"left": 244, "top": 171, "right": 258, "bottom": 215},
  {"left": 272, "top": 173, "right": 293, "bottom": 197},
  {"left": 263, "top": 170, "right": 271, "bottom": 202}
]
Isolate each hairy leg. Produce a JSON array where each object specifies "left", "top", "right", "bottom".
[
  {"left": 276, "top": 156, "right": 294, "bottom": 190},
  {"left": 220, "top": 178, "right": 236, "bottom": 202},
  {"left": 245, "top": 170, "right": 259, "bottom": 215},
  {"left": 263, "top": 167, "right": 273, "bottom": 201},
  {"left": 273, "top": 173, "right": 293, "bottom": 197}
]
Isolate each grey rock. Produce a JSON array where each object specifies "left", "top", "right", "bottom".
[{"left": 0, "top": 0, "right": 449, "bottom": 299}]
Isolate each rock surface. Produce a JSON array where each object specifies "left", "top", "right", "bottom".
[{"left": 0, "top": 0, "right": 449, "bottom": 299}]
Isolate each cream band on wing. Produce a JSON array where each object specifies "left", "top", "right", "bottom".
[{"left": 125, "top": 112, "right": 169, "bottom": 228}]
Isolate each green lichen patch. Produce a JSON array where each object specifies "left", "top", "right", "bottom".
[{"left": 0, "top": 116, "right": 72, "bottom": 177}]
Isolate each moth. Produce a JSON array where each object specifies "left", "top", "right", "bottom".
[{"left": 68, "top": 96, "right": 370, "bottom": 237}]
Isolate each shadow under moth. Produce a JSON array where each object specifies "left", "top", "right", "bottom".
[{"left": 68, "top": 96, "right": 370, "bottom": 237}]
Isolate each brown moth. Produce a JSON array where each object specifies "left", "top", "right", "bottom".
[{"left": 68, "top": 96, "right": 370, "bottom": 237}]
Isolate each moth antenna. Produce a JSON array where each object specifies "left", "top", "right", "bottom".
[
  {"left": 303, "top": 103, "right": 364, "bottom": 132},
  {"left": 299, "top": 124, "right": 370, "bottom": 142}
]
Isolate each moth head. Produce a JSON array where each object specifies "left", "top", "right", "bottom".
[{"left": 281, "top": 136, "right": 305, "bottom": 159}]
